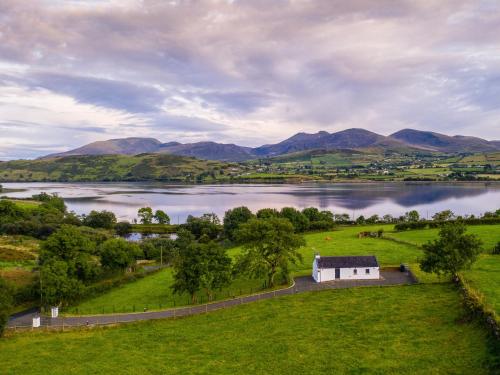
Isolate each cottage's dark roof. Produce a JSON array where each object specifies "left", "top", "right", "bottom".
[{"left": 316, "top": 256, "right": 379, "bottom": 268}]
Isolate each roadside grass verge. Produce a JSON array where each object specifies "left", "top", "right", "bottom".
[
  {"left": 66, "top": 268, "right": 273, "bottom": 315},
  {"left": 2, "top": 284, "right": 496, "bottom": 374}
]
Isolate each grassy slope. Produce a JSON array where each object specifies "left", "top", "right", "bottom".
[
  {"left": 0, "top": 154, "right": 229, "bottom": 182},
  {"left": 68, "top": 270, "right": 268, "bottom": 314},
  {"left": 0, "top": 235, "right": 39, "bottom": 287},
  {"left": 1, "top": 284, "right": 496, "bottom": 374}
]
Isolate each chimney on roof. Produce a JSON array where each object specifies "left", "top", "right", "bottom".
[{"left": 315, "top": 253, "right": 320, "bottom": 259}]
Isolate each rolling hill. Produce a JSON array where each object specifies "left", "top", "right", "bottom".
[
  {"left": 390, "top": 129, "right": 500, "bottom": 153},
  {"left": 0, "top": 154, "right": 231, "bottom": 182},
  {"left": 41, "top": 128, "right": 500, "bottom": 162}
]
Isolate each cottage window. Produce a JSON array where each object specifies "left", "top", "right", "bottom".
[
  {"left": 365, "top": 268, "right": 370, "bottom": 274},
  {"left": 353, "top": 269, "right": 357, "bottom": 275}
]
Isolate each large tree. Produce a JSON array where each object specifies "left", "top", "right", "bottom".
[
  {"left": 184, "top": 213, "right": 221, "bottom": 240},
  {"left": 199, "top": 242, "right": 232, "bottom": 301},
  {"left": 420, "top": 221, "right": 482, "bottom": 279},
  {"left": 223, "top": 206, "right": 254, "bottom": 241},
  {"left": 236, "top": 217, "right": 305, "bottom": 287},
  {"left": 172, "top": 241, "right": 231, "bottom": 303},
  {"left": 100, "top": 238, "right": 141, "bottom": 271},
  {"left": 138, "top": 207, "right": 154, "bottom": 224},
  {"left": 154, "top": 210, "right": 170, "bottom": 225},
  {"left": 83, "top": 210, "right": 117, "bottom": 229},
  {"left": 280, "top": 207, "right": 310, "bottom": 232},
  {"left": 0, "top": 277, "right": 13, "bottom": 337},
  {"left": 40, "top": 259, "right": 85, "bottom": 307},
  {"left": 39, "top": 225, "right": 100, "bottom": 282}
]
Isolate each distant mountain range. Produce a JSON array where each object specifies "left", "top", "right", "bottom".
[{"left": 43, "top": 128, "right": 500, "bottom": 162}]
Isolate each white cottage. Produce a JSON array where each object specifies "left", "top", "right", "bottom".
[{"left": 312, "top": 255, "right": 380, "bottom": 282}]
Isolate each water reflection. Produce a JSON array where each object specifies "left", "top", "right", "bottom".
[{"left": 2, "top": 182, "right": 499, "bottom": 222}]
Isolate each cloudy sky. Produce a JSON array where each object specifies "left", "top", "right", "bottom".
[{"left": 1, "top": 0, "right": 499, "bottom": 159}]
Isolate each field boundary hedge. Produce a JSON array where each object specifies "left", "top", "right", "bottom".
[{"left": 455, "top": 274, "right": 499, "bottom": 340}]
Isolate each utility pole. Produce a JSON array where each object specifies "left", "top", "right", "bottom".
[{"left": 160, "top": 245, "right": 163, "bottom": 267}]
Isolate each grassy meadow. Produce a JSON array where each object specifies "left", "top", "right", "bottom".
[
  {"left": 385, "top": 224, "right": 500, "bottom": 251},
  {"left": 1, "top": 284, "right": 497, "bottom": 374}
]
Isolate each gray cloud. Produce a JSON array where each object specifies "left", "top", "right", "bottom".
[
  {"left": 0, "top": 0, "right": 499, "bottom": 159},
  {"left": 27, "top": 73, "right": 165, "bottom": 113}
]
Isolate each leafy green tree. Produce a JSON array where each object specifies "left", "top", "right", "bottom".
[
  {"left": 420, "top": 221, "right": 482, "bottom": 279},
  {"left": 0, "top": 277, "right": 13, "bottom": 337},
  {"left": 138, "top": 207, "right": 154, "bottom": 224},
  {"left": 355, "top": 215, "right": 366, "bottom": 225},
  {"left": 280, "top": 207, "right": 310, "bottom": 232},
  {"left": 236, "top": 217, "right": 305, "bottom": 287},
  {"left": 199, "top": 241, "right": 232, "bottom": 300},
  {"left": 172, "top": 240, "right": 232, "bottom": 303},
  {"left": 154, "top": 210, "right": 170, "bottom": 225},
  {"left": 302, "top": 208, "right": 334, "bottom": 230},
  {"left": 256, "top": 208, "right": 280, "bottom": 219},
  {"left": 40, "top": 225, "right": 96, "bottom": 262},
  {"left": 366, "top": 215, "right": 380, "bottom": 224},
  {"left": 382, "top": 214, "right": 395, "bottom": 223},
  {"left": 432, "top": 210, "right": 454, "bottom": 222},
  {"left": 171, "top": 242, "right": 206, "bottom": 303},
  {"left": 83, "top": 210, "right": 117, "bottom": 229},
  {"left": 333, "top": 213, "right": 351, "bottom": 224},
  {"left": 39, "top": 225, "right": 100, "bottom": 282},
  {"left": 40, "top": 259, "right": 84, "bottom": 307},
  {"left": 223, "top": 206, "right": 255, "bottom": 241},
  {"left": 100, "top": 238, "right": 141, "bottom": 271},
  {"left": 405, "top": 210, "right": 420, "bottom": 222},
  {"left": 184, "top": 213, "right": 221, "bottom": 240}
]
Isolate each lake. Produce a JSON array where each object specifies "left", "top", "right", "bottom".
[{"left": 1, "top": 182, "right": 499, "bottom": 223}]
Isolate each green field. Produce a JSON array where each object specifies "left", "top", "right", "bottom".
[
  {"left": 385, "top": 224, "right": 500, "bottom": 251},
  {"left": 464, "top": 255, "right": 500, "bottom": 315},
  {"left": 71, "top": 224, "right": 423, "bottom": 314},
  {"left": 67, "top": 269, "right": 270, "bottom": 315},
  {"left": 2, "top": 284, "right": 497, "bottom": 374}
]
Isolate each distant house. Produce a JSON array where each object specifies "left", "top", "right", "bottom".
[{"left": 312, "top": 255, "right": 380, "bottom": 282}]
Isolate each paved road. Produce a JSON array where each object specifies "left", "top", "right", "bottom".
[{"left": 8, "top": 270, "right": 416, "bottom": 329}]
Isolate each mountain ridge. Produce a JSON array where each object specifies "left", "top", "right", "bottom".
[{"left": 41, "top": 128, "right": 500, "bottom": 162}]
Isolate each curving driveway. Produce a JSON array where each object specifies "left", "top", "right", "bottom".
[{"left": 8, "top": 270, "right": 416, "bottom": 329}]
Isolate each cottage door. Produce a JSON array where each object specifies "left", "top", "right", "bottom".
[{"left": 335, "top": 268, "right": 340, "bottom": 279}]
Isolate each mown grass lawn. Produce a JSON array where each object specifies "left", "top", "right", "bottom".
[
  {"left": 385, "top": 224, "right": 500, "bottom": 252},
  {"left": 2, "top": 284, "right": 497, "bottom": 374}
]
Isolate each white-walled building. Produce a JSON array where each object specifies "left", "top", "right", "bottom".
[{"left": 312, "top": 255, "right": 380, "bottom": 282}]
